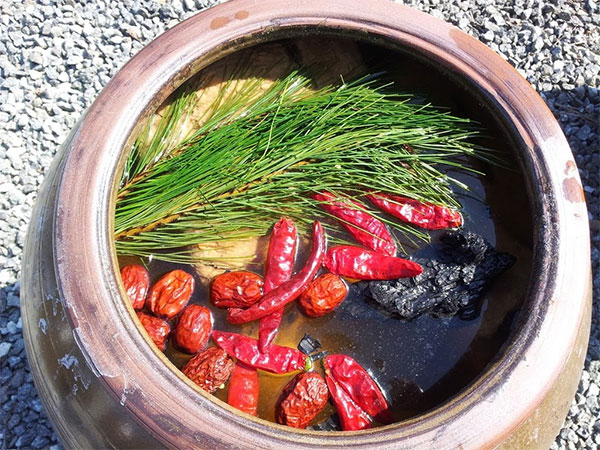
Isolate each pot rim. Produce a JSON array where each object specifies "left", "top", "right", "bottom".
[{"left": 53, "top": 0, "right": 591, "bottom": 448}]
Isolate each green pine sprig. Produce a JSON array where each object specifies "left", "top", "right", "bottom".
[{"left": 114, "top": 71, "right": 489, "bottom": 263}]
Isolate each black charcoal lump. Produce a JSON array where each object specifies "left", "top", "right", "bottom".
[{"left": 366, "top": 230, "right": 516, "bottom": 320}]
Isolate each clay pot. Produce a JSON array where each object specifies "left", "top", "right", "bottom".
[{"left": 21, "top": 0, "right": 591, "bottom": 448}]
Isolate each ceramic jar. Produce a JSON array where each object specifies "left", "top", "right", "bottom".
[{"left": 21, "top": 1, "right": 591, "bottom": 448}]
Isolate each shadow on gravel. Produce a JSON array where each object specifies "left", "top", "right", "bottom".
[
  {"left": 0, "top": 283, "right": 60, "bottom": 449},
  {"left": 541, "top": 85, "right": 600, "bottom": 360}
]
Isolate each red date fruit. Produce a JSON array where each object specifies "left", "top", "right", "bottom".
[
  {"left": 147, "top": 270, "right": 195, "bottom": 319},
  {"left": 276, "top": 372, "right": 329, "bottom": 429},
  {"left": 136, "top": 312, "right": 170, "bottom": 351},
  {"left": 120, "top": 265, "right": 149, "bottom": 310},
  {"left": 211, "top": 271, "right": 263, "bottom": 308},
  {"left": 298, "top": 273, "right": 348, "bottom": 317},
  {"left": 173, "top": 305, "right": 212, "bottom": 354},
  {"left": 181, "top": 347, "right": 234, "bottom": 394}
]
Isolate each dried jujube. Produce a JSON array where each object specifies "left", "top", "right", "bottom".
[
  {"left": 298, "top": 273, "right": 348, "bottom": 317},
  {"left": 120, "top": 264, "right": 150, "bottom": 310},
  {"left": 136, "top": 311, "right": 170, "bottom": 351},
  {"left": 173, "top": 305, "right": 212, "bottom": 354},
  {"left": 211, "top": 271, "right": 263, "bottom": 308},
  {"left": 147, "top": 269, "right": 195, "bottom": 319},
  {"left": 182, "top": 347, "right": 234, "bottom": 394},
  {"left": 276, "top": 372, "right": 329, "bottom": 429}
]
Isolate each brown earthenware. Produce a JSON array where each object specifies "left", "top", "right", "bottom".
[{"left": 21, "top": 0, "right": 591, "bottom": 448}]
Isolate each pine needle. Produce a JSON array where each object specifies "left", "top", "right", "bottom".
[{"left": 114, "top": 71, "right": 490, "bottom": 263}]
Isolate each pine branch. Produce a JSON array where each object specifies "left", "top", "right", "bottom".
[{"left": 114, "top": 72, "right": 490, "bottom": 264}]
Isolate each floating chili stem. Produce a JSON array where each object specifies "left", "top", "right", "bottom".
[
  {"left": 227, "top": 221, "right": 325, "bottom": 324},
  {"left": 314, "top": 191, "right": 396, "bottom": 256},
  {"left": 367, "top": 192, "right": 463, "bottom": 229},
  {"left": 258, "top": 217, "right": 298, "bottom": 353}
]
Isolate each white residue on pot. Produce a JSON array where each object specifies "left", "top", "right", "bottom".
[
  {"left": 38, "top": 318, "right": 47, "bottom": 335},
  {"left": 57, "top": 352, "right": 91, "bottom": 392}
]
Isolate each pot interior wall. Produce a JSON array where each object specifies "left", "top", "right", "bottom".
[{"left": 117, "top": 34, "right": 533, "bottom": 428}]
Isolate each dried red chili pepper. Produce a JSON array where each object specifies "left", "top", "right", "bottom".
[
  {"left": 258, "top": 310, "right": 284, "bottom": 354},
  {"left": 212, "top": 331, "right": 309, "bottom": 374},
  {"left": 258, "top": 217, "right": 298, "bottom": 353},
  {"left": 173, "top": 305, "right": 212, "bottom": 354},
  {"left": 324, "top": 354, "right": 392, "bottom": 424},
  {"left": 325, "top": 370, "right": 372, "bottom": 431},
  {"left": 211, "top": 271, "right": 263, "bottom": 308},
  {"left": 120, "top": 265, "right": 150, "bottom": 310},
  {"left": 136, "top": 312, "right": 170, "bottom": 351},
  {"left": 298, "top": 273, "right": 348, "bottom": 317},
  {"left": 314, "top": 191, "right": 396, "bottom": 256},
  {"left": 181, "top": 347, "right": 234, "bottom": 394},
  {"left": 227, "top": 221, "right": 325, "bottom": 324},
  {"left": 325, "top": 245, "right": 422, "bottom": 280},
  {"left": 227, "top": 361, "right": 259, "bottom": 416},
  {"left": 147, "top": 269, "right": 195, "bottom": 319},
  {"left": 276, "top": 372, "right": 329, "bottom": 429},
  {"left": 366, "top": 192, "right": 463, "bottom": 229}
]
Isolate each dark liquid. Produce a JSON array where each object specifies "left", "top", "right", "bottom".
[{"left": 119, "top": 38, "right": 533, "bottom": 427}]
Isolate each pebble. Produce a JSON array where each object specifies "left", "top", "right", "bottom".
[
  {"left": 0, "top": 0, "right": 598, "bottom": 449},
  {"left": 0, "top": 342, "right": 12, "bottom": 357}
]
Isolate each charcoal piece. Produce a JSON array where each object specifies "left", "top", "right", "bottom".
[
  {"left": 365, "top": 230, "right": 516, "bottom": 320},
  {"left": 297, "top": 333, "right": 322, "bottom": 355},
  {"left": 310, "top": 351, "right": 329, "bottom": 362},
  {"left": 309, "top": 414, "right": 341, "bottom": 431}
]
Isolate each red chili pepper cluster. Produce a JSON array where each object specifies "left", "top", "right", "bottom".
[
  {"left": 310, "top": 190, "right": 462, "bottom": 281},
  {"left": 125, "top": 191, "right": 458, "bottom": 428},
  {"left": 227, "top": 221, "right": 326, "bottom": 325},
  {"left": 313, "top": 191, "right": 397, "bottom": 256},
  {"left": 367, "top": 192, "right": 463, "bottom": 229}
]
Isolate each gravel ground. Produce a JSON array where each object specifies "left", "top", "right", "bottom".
[{"left": 0, "top": 0, "right": 598, "bottom": 448}]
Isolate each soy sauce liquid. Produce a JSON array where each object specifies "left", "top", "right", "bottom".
[{"left": 119, "top": 39, "right": 533, "bottom": 427}]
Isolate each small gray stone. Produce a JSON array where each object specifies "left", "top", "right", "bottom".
[
  {"left": 567, "top": 428, "right": 578, "bottom": 442},
  {"left": 482, "top": 30, "right": 495, "bottom": 42},
  {"left": 66, "top": 54, "right": 83, "bottom": 66},
  {"left": 0, "top": 342, "right": 12, "bottom": 357},
  {"left": 577, "top": 125, "right": 592, "bottom": 141},
  {"left": 587, "top": 395, "right": 600, "bottom": 411},
  {"left": 533, "top": 37, "right": 545, "bottom": 51}
]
